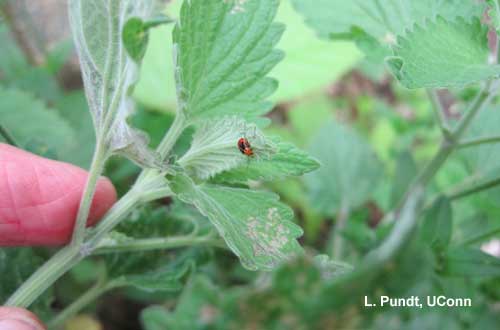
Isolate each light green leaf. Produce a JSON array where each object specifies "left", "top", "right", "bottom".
[
  {"left": 0, "top": 87, "right": 76, "bottom": 158},
  {"left": 443, "top": 247, "right": 500, "bottom": 277},
  {"left": 305, "top": 119, "right": 383, "bottom": 216},
  {"left": 178, "top": 117, "right": 275, "bottom": 180},
  {"left": 387, "top": 17, "right": 499, "bottom": 89},
  {"left": 420, "top": 197, "right": 453, "bottom": 251},
  {"left": 170, "top": 174, "right": 304, "bottom": 271},
  {"left": 292, "top": 0, "right": 484, "bottom": 61},
  {"left": 173, "top": 0, "right": 283, "bottom": 122},
  {"left": 133, "top": 1, "right": 361, "bottom": 111},
  {"left": 270, "top": 0, "right": 361, "bottom": 102},
  {"left": 212, "top": 138, "right": 319, "bottom": 184},
  {"left": 69, "top": 0, "right": 162, "bottom": 168}
]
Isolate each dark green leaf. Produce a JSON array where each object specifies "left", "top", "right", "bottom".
[
  {"left": 0, "top": 87, "right": 77, "bottom": 159},
  {"left": 443, "top": 247, "right": 500, "bottom": 277},
  {"left": 123, "top": 17, "right": 149, "bottom": 62},
  {"left": 123, "top": 15, "right": 173, "bottom": 62},
  {"left": 391, "top": 151, "right": 418, "bottom": 207},
  {"left": 420, "top": 197, "right": 453, "bottom": 251},
  {"left": 305, "top": 119, "right": 383, "bottom": 216},
  {"left": 140, "top": 276, "right": 220, "bottom": 330}
]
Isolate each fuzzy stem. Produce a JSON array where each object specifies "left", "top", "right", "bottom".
[
  {"left": 448, "top": 175, "right": 500, "bottom": 201},
  {"left": 458, "top": 135, "right": 500, "bottom": 149},
  {"left": 47, "top": 270, "right": 109, "bottom": 329},
  {"left": 94, "top": 234, "right": 226, "bottom": 254},
  {"left": 70, "top": 140, "right": 108, "bottom": 246},
  {"left": 332, "top": 200, "right": 349, "bottom": 260},
  {"left": 426, "top": 89, "right": 451, "bottom": 137},
  {"left": 5, "top": 247, "right": 81, "bottom": 307}
]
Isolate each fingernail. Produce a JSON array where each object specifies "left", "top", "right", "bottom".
[{"left": 0, "top": 319, "right": 40, "bottom": 330}]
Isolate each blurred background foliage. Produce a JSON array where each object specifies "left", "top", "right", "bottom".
[{"left": 0, "top": 0, "right": 499, "bottom": 329}]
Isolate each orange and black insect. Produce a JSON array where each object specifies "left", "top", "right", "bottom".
[{"left": 237, "top": 137, "right": 254, "bottom": 156}]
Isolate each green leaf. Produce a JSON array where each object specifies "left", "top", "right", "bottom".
[
  {"left": 212, "top": 137, "right": 319, "bottom": 184},
  {"left": 133, "top": 1, "right": 361, "bottom": 111},
  {"left": 123, "top": 17, "right": 150, "bottom": 62},
  {"left": 387, "top": 17, "right": 499, "bottom": 89},
  {"left": 0, "top": 87, "right": 77, "bottom": 158},
  {"left": 140, "top": 276, "right": 219, "bottom": 330},
  {"left": 420, "top": 197, "right": 453, "bottom": 251},
  {"left": 173, "top": 0, "right": 283, "bottom": 122},
  {"left": 390, "top": 151, "right": 418, "bottom": 207},
  {"left": 112, "top": 261, "right": 192, "bottom": 293},
  {"left": 123, "top": 15, "right": 174, "bottom": 62},
  {"left": 292, "top": 0, "right": 484, "bottom": 61},
  {"left": 170, "top": 174, "right": 304, "bottom": 271},
  {"left": 443, "top": 247, "right": 500, "bottom": 277},
  {"left": 0, "top": 249, "right": 53, "bottom": 321},
  {"left": 0, "top": 25, "right": 29, "bottom": 81},
  {"left": 53, "top": 91, "right": 95, "bottom": 167},
  {"left": 305, "top": 119, "right": 383, "bottom": 216},
  {"left": 178, "top": 117, "right": 276, "bottom": 180},
  {"left": 69, "top": 0, "right": 162, "bottom": 168},
  {"left": 270, "top": 0, "right": 361, "bottom": 102}
]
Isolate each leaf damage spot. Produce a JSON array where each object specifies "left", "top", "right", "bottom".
[{"left": 246, "top": 207, "right": 291, "bottom": 260}]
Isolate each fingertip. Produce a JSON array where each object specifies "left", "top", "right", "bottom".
[
  {"left": 0, "top": 307, "right": 45, "bottom": 330},
  {"left": 87, "top": 176, "right": 117, "bottom": 226}
]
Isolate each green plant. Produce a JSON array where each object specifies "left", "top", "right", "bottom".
[
  {"left": 4, "top": 0, "right": 318, "bottom": 316},
  {"left": 2, "top": 0, "right": 500, "bottom": 329}
]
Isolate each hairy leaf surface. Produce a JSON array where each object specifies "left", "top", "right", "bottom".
[
  {"left": 171, "top": 174, "right": 303, "bottom": 271},
  {"left": 387, "top": 17, "right": 499, "bottom": 89},
  {"left": 178, "top": 117, "right": 275, "bottom": 180},
  {"left": 212, "top": 138, "right": 320, "bottom": 184},
  {"left": 69, "top": 0, "right": 161, "bottom": 167},
  {"left": 173, "top": 0, "right": 283, "bottom": 122},
  {"left": 292, "top": 0, "right": 484, "bottom": 63}
]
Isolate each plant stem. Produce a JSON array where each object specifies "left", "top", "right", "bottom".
[
  {"left": 365, "top": 187, "right": 423, "bottom": 268},
  {"left": 451, "top": 81, "right": 494, "bottom": 141},
  {"left": 82, "top": 190, "right": 142, "bottom": 250},
  {"left": 48, "top": 271, "right": 109, "bottom": 329},
  {"left": 368, "top": 82, "right": 496, "bottom": 278},
  {"left": 94, "top": 235, "right": 226, "bottom": 254},
  {"left": 6, "top": 109, "right": 185, "bottom": 308},
  {"left": 6, "top": 188, "right": 141, "bottom": 307},
  {"left": 458, "top": 135, "right": 500, "bottom": 149},
  {"left": 459, "top": 225, "right": 500, "bottom": 246},
  {"left": 157, "top": 113, "right": 187, "bottom": 158},
  {"left": 426, "top": 89, "right": 451, "bottom": 137},
  {"left": 0, "top": 124, "right": 18, "bottom": 146},
  {"left": 448, "top": 175, "right": 500, "bottom": 200},
  {"left": 5, "top": 247, "right": 81, "bottom": 307},
  {"left": 70, "top": 140, "right": 108, "bottom": 246},
  {"left": 332, "top": 200, "right": 349, "bottom": 260}
]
